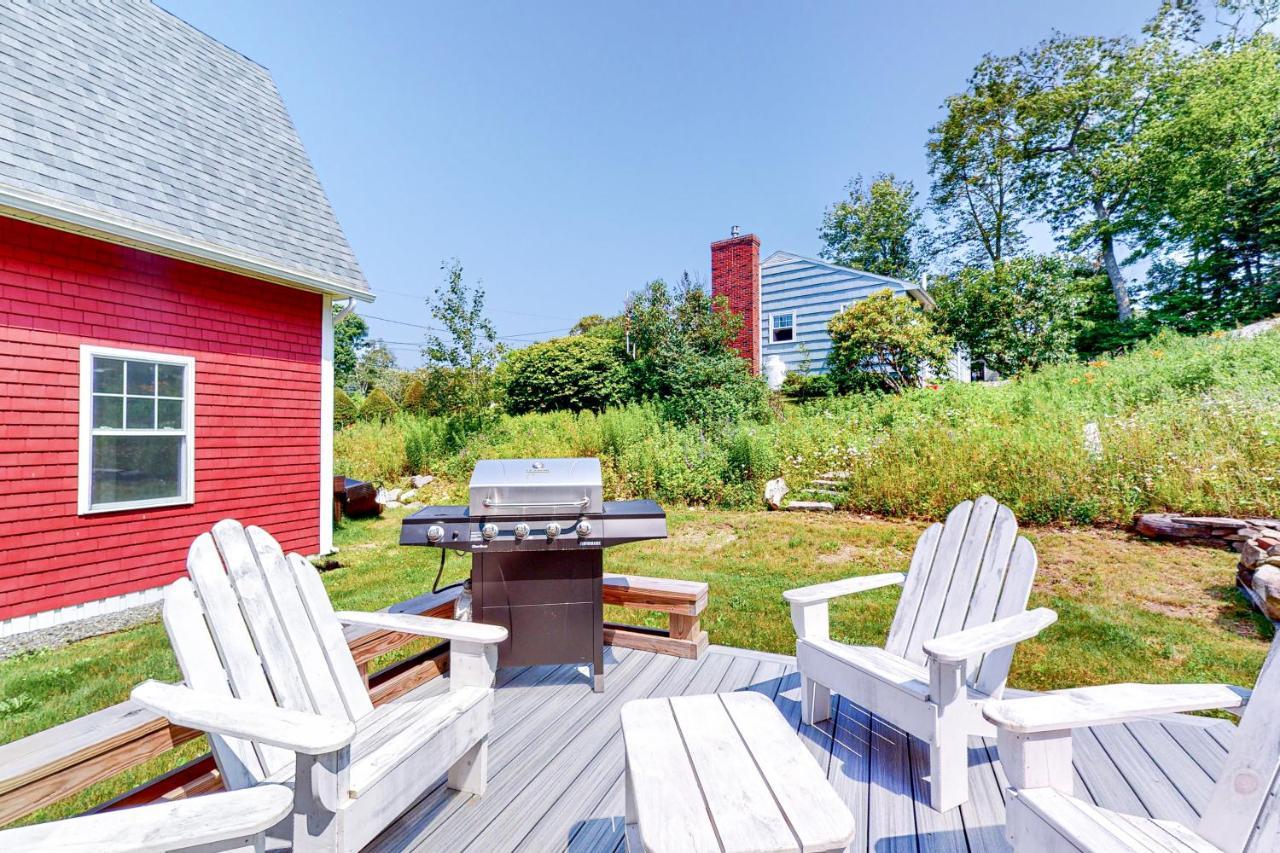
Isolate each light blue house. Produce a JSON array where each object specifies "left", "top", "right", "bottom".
[{"left": 759, "top": 251, "right": 936, "bottom": 376}]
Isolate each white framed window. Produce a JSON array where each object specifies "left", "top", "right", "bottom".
[
  {"left": 78, "top": 345, "right": 195, "bottom": 514},
  {"left": 770, "top": 312, "right": 794, "bottom": 343}
]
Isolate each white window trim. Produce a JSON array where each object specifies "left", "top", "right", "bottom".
[
  {"left": 770, "top": 311, "right": 795, "bottom": 343},
  {"left": 78, "top": 344, "right": 196, "bottom": 515}
]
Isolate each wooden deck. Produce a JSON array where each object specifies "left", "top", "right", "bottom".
[{"left": 360, "top": 644, "right": 1236, "bottom": 852}]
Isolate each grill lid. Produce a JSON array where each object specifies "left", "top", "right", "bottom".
[{"left": 468, "top": 458, "right": 603, "bottom": 516}]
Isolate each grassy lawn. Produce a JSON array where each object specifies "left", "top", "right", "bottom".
[{"left": 1, "top": 506, "right": 1271, "bottom": 825}]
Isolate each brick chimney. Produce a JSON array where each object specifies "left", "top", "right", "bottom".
[{"left": 711, "top": 229, "right": 761, "bottom": 374}]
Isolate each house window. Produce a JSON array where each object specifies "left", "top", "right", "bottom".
[
  {"left": 771, "top": 313, "right": 794, "bottom": 342},
  {"left": 79, "top": 346, "right": 195, "bottom": 513}
]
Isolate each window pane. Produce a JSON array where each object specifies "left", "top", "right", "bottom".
[
  {"left": 157, "top": 398, "right": 183, "bottom": 429},
  {"left": 91, "top": 435, "right": 184, "bottom": 506},
  {"left": 93, "top": 358, "right": 124, "bottom": 394},
  {"left": 157, "top": 364, "right": 184, "bottom": 397},
  {"left": 126, "top": 397, "right": 155, "bottom": 429},
  {"left": 126, "top": 361, "right": 156, "bottom": 395},
  {"left": 92, "top": 395, "right": 123, "bottom": 429}
]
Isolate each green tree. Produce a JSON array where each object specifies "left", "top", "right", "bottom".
[
  {"left": 928, "top": 55, "right": 1029, "bottom": 266},
  {"left": 931, "top": 255, "right": 1104, "bottom": 375},
  {"left": 826, "top": 289, "right": 954, "bottom": 393},
  {"left": 622, "top": 274, "right": 767, "bottom": 425},
  {"left": 401, "top": 377, "right": 428, "bottom": 413},
  {"left": 499, "top": 335, "right": 627, "bottom": 414},
  {"left": 333, "top": 309, "right": 369, "bottom": 391},
  {"left": 1126, "top": 36, "right": 1280, "bottom": 332},
  {"left": 421, "top": 260, "right": 502, "bottom": 418},
  {"left": 358, "top": 387, "right": 399, "bottom": 421},
  {"left": 352, "top": 340, "right": 397, "bottom": 395},
  {"left": 819, "top": 174, "right": 930, "bottom": 279},
  {"left": 333, "top": 387, "right": 358, "bottom": 428},
  {"left": 1013, "top": 34, "right": 1177, "bottom": 321}
]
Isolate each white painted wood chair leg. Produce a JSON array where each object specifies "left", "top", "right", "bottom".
[
  {"left": 450, "top": 640, "right": 498, "bottom": 690},
  {"left": 448, "top": 737, "right": 488, "bottom": 795},
  {"left": 293, "top": 746, "right": 350, "bottom": 853},
  {"left": 996, "top": 727, "right": 1073, "bottom": 794},
  {"left": 929, "top": 658, "right": 968, "bottom": 811},
  {"left": 801, "top": 674, "right": 832, "bottom": 725}
]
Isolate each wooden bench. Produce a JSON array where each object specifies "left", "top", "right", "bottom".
[
  {"left": 603, "top": 573, "right": 709, "bottom": 660},
  {"left": 0, "top": 572, "right": 712, "bottom": 826},
  {"left": 621, "top": 691, "right": 855, "bottom": 853}
]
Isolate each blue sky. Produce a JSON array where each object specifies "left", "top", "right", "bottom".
[{"left": 162, "top": 1, "right": 1155, "bottom": 365}]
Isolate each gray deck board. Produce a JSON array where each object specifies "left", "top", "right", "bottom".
[{"left": 364, "top": 645, "right": 1235, "bottom": 852}]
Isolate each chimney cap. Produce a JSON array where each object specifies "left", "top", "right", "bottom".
[{"left": 730, "top": 225, "right": 741, "bottom": 238}]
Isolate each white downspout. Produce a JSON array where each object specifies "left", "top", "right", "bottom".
[{"left": 319, "top": 296, "right": 335, "bottom": 555}]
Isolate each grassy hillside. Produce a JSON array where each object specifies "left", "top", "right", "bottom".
[{"left": 336, "top": 329, "right": 1280, "bottom": 524}]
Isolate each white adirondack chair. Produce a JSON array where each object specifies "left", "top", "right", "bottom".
[
  {"left": 985, "top": 643, "right": 1272, "bottom": 852},
  {"left": 130, "top": 519, "right": 507, "bottom": 853},
  {"left": 0, "top": 784, "right": 293, "bottom": 852},
  {"left": 783, "top": 495, "right": 1058, "bottom": 811}
]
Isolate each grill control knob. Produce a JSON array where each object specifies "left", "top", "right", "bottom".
[
  {"left": 513, "top": 523, "right": 530, "bottom": 540},
  {"left": 545, "top": 522, "right": 561, "bottom": 540},
  {"left": 426, "top": 524, "right": 444, "bottom": 543},
  {"left": 576, "top": 520, "right": 592, "bottom": 538},
  {"left": 480, "top": 523, "right": 498, "bottom": 541}
]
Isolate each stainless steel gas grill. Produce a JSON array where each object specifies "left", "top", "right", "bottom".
[{"left": 400, "top": 458, "right": 666, "bottom": 691}]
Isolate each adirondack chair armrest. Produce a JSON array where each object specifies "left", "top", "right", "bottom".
[
  {"left": 132, "top": 680, "right": 357, "bottom": 754},
  {"left": 784, "top": 573, "right": 906, "bottom": 642},
  {"left": 783, "top": 572, "right": 906, "bottom": 606},
  {"left": 983, "top": 682, "right": 1252, "bottom": 735},
  {"left": 0, "top": 784, "right": 295, "bottom": 850},
  {"left": 334, "top": 610, "right": 508, "bottom": 645},
  {"left": 922, "top": 608, "right": 1058, "bottom": 664}
]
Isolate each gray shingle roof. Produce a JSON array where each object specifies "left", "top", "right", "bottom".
[{"left": 0, "top": 0, "right": 369, "bottom": 296}]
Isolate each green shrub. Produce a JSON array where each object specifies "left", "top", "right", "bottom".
[
  {"left": 724, "top": 426, "right": 781, "bottom": 487},
  {"left": 656, "top": 355, "right": 771, "bottom": 427},
  {"left": 359, "top": 387, "right": 399, "bottom": 421},
  {"left": 826, "top": 289, "right": 954, "bottom": 392},
  {"left": 334, "top": 388, "right": 358, "bottom": 428},
  {"left": 401, "top": 379, "right": 428, "bottom": 413},
  {"left": 499, "top": 336, "right": 627, "bottom": 414},
  {"left": 780, "top": 371, "right": 835, "bottom": 400}
]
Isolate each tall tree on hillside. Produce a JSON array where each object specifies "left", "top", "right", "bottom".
[
  {"left": 352, "top": 340, "right": 397, "bottom": 396},
  {"left": 819, "top": 174, "right": 930, "bottom": 280},
  {"left": 928, "top": 56, "right": 1029, "bottom": 267},
  {"left": 1013, "top": 34, "right": 1174, "bottom": 321},
  {"left": 422, "top": 259, "right": 502, "bottom": 417},
  {"left": 333, "top": 308, "right": 369, "bottom": 391},
  {"left": 1126, "top": 32, "right": 1280, "bottom": 331}
]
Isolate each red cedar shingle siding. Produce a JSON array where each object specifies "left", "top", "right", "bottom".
[
  {"left": 710, "top": 234, "right": 761, "bottom": 374},
  {"left": 0, "top": 216, "right": 322, "bottom": 621}
]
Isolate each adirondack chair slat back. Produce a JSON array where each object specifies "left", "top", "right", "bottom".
[
  {"left": 1199, "top": 640, "right": 1280, "bottom": 853},
  {"left": 883, "top": 496, "right": 1037, "bottom": 696},
  {"left": 166, "top": 520, "right": 374, "bottom": 786}
]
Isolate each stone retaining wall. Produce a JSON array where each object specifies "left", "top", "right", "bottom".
[{"left": 1134, "top": 514, "right": 1280, "bottom": 620}]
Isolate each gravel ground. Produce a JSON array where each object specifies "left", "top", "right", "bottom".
[{"left": 0, "top": 602, "right": 161, "bottom": 661}]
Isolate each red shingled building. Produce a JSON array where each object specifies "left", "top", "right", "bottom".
[{"left": 0, "top": 2, "right": 372, "bottom": 634}]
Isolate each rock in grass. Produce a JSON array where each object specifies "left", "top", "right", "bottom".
[
  {"left": 764, "top": 477, "right": 788, "bottom": 510},
  {"left": 411, "top": 474, "right": 435, "bottom": 488}
]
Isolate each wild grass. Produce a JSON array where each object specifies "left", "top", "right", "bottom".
[
  {"left": 337, "top": 329, "right": 1280, "bottom": 523},
  {"left": 1, "top": 508, "right": 1269, "bottom": 826}
]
